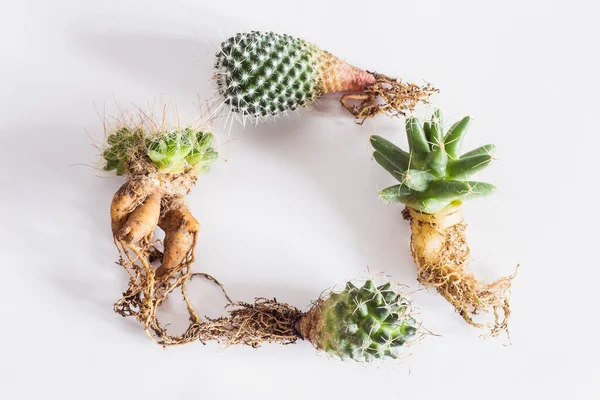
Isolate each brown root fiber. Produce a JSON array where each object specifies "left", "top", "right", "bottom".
[
  {"left": 112, "top": 238, "right": 303, "bottom": 347},
  {"left": 340, "top": 73, "right": 438, "bottom": 124},
  {"left": 403, "top": 207, "right": 517, "bottom": 337},
  {"left": 109, "top": 150, "right": 305, "bottom": 347}
]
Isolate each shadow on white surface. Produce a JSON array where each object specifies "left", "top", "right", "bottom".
[{"left": 73, "top": 30, "right": 221, "bottom": 105}]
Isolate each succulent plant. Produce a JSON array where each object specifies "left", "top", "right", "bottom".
[
  {"left": 146, "top": 128, "right": 218, "bottom": 174},
  {"left": 102, "top": 127, "right": 145, "bottom": 176},
  {"left": 214, "top": 31, "right": 436, "bottom": 124},
  {"left": 296, "top": 280, "right": 418, "bottom": 361},
  {"left": 103, "top": 127, "right": 218, "bottom": 175},
  {"left": 371, "top": 110, "right": 496, "bottom": 214}
]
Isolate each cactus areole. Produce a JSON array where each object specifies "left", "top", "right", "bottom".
[
  {"left": 214, "top": 31, "right": 438, "bottom": 124},
  {"left": 371, "top": 110, "right": 516, "bottom": 336}
]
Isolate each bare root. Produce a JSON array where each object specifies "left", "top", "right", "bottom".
[
  {"left": 404, "top": 208, "right": 518, "bottom": 337},
  {"left": 117, "top": 192, "right": 162, "bottom": 243},
  {"left": 155, "top": 195, "right": 200, "bottom": 279},
  {"left": 340, "top": 73, "right": 438, "bottom": 124},
  {"left": 110, "top": 172, "right": 303, "bottom": 347},
  {"left": 110, "top": 177, "right": 158, "bottom": 235},
  {"left": 112, "top": 238, "right": 302, "bottom": 347}
]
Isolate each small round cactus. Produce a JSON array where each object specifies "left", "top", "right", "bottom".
[
  {"left": 102, "top": 127, "right": 145, "bottom": 176},
  {"left": 214, "top": 31, "right": 437, "bottom": 124},
  {"left": 296, "top": 280, "right": 418, "bottom": 361},
  {"left": 371, "top": 110, "right": 496, "bottom": 214},
  {"left": 146, "top": 128, "right": 218, "bottom": 174}
]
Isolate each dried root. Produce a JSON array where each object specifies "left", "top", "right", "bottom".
[
  {"left": 110, "top": 176, "right": 158, "bottom": 236},
  {"left": 109, "top": 164, "right": 301, "bottom": 346},
  {"left": 403, "top": 207, "right": 518, "bottom": 337},
  {"left": 156, "top": 195, "right": 200, "bottom": 279},
  {"left": 112, "top": 237, "right": 302, "bottom": 347},
  {"left": 340, "top": 73, "right": 438, "bottom": 124}
]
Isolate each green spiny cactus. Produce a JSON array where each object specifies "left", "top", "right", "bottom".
[
  {"left": 146, "top": 128, "right": 218, "bottom": 174},
  {"left": 371, "top": 110, "right": 496, "bottom": 214},
  {"left": 214, "top": 31, "right": 387, "bottom": 124},
  {"left": 302, "top": 280, "right": 418, "bottom": 361},
  {"left": 102, "top": 127, "right": 145, "bottom": 176},
  {"left": 103, "top": 127, "right": 218, "bottom": 176},
  {"left": 215, "top": 31, "right": 322, "bottom": 122}
]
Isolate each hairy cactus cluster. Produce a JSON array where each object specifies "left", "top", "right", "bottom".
[
  {"left": 214, "top": 31, "right": 376, "bottom": 123},
  {"left": 298, "top": 280, "right": 418, "bottom": 361},
  {"left": 147, "top": 128, "right": 217, "bottom": 174},
  {"left": 103, "top": 126, "right": 218, "bottom": 176},
  {"left": 371, "top": 110, "right": 496, "bottom": 214},
  {"left": 102, "top": 127, "right": 145, "bottom": 176}
]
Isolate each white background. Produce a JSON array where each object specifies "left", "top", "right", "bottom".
[{"left": 1, "top": 1, "right": 599, "bottom": 399}]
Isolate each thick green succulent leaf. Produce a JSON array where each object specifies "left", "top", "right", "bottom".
[
  {"left": 370, "top": 135, "right": 414, "bottom": 171},
  {"left": 423, "top": 121, "right": 432, "bottom": 142},
  {"left": 447, "top": 154, "right": 492, "bottom": 180},
  {"left": 409, "top": 197, "right": 451, "bottom": 214},
  {"left": 425, "top": 180, "right": 472, "bottom": 200},
  {"left": 379, "top": 184, "right": 416, "bottom": 202},
  {"left": 463, "top": 181, "right": 496, "bottom": 200},
  {"left": 461, "top": 144, "right": 495, "bottom": 158},
  {"left": 374, "top": 152, "right": 434, "bottom": 191},
  {"left": 373, "top": 151, "right": 405, "bottom": 182},
  {"left": 429, "top": 109, "right": 444, "bottom": 144},
  {"left": 379, "top": 185, "right": 449, "bottom": 212},
  {"left": 425, "top": 144, "right": 448, "bottom": 177},
  {"left": 443, "top": 116, "right": 471, "bottom": 159},
  {"left": 405, "top": 118, "right": 430, "bottom": 155},
  {"left": 402, "top": 169, "right": 436, "bottom": 191}
]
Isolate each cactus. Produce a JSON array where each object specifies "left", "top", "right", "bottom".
[
  {"left": 103, "top": 127, "right": 218, "bottom": 176},
  {"left": 104, "top": 109, "right": 220, "bottom": 284},
  {"left": 296, "top": 280, "right": 417, "bottom": 361},
  {"left": 102, "top": 127, "right": 145, "bottom": 176},
  {"left": 371, "top": 110, "right": 515, "bottom": 337},
  {"left": 371, "top": 110, "right": 496, "bottom": 214},
  {"left": 214, "top": 31, "right": 437, "bottom": 124},
  {"left": 147, "top": 128, "right": 218, "bottom": 174}
]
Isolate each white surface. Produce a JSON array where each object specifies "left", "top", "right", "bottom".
[{"left": 1, "top": 0, "right": 599, "bottom": 399}]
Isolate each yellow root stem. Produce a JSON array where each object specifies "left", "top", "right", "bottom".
[
  {"left": 405, "top": 207, "right": 517, "bottom": 337},
  {"left": 110, "top": 177, "right": 158, "bottom": 235},
  {"left": 156, "top": 196, "right": 200, "bottom": 279},
  {"left": 117, "top": 192, "right": 162, "bottom": 243}
]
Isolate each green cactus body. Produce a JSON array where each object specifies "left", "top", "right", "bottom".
[
  {"left": 214, "top": 31, "right": 376, "bottom": 123},
  {"left": 103, "top": 126, "right": 218, "bottom": 176},
  {"left": 102, "top": 127, "right": 145, "bottom": 176},
  {"left": 371, "top": 110, "right": 496, "bottom": 214},
  {"left": 297, "top": 280, "right": 417, "bottom": 361},
  {"left": 146, "top": 128, "right": 218, "bottom": 174}
]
